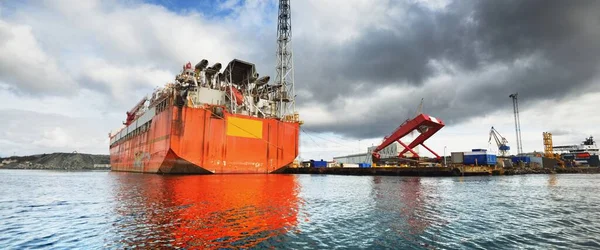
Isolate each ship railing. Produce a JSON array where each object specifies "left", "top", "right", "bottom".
[{"left": 282, "top": 112, "right": 303, "bottom": 124}]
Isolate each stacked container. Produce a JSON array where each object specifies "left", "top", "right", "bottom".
[
  {"left": 463, "top": 149, "right": 497, "bottom": 166},
  {"left": 511, "top": 156, "right": 531, "bottom": 164}
]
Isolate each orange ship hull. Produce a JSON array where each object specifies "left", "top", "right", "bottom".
[{"left": 109, "top": 105, "right": 300, "bottom": 174}]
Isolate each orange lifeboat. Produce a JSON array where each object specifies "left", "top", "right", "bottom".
[{"left": 225, "top": 86, "right": 244, "bottom": 105}]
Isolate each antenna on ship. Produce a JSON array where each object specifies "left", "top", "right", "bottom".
[{"left": 275, "top": 0, "right": 295, "bottom": 118}]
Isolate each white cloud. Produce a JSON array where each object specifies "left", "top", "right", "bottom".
[
  {"left": 0, "top": 0, "right": 598, "bottom": 160},
  {"left": 293, "top": 0, "right": 398, "bottom": 44},
  {"left": 0, "top": 0, "right": 270, "bottom": 155},
  {"left": 32, "top": 127, "right": 72, "bottom": 149},
  {"left": 79, "top": 58, "right": 173, "bottom": 102},
  {"left": 0, "top": 110, "right": 109, "bottom": 156},
  {"left": 0, "top": 20, "right": 76, "bottom": 95},
  {"left": 300, "top": 90, "right": 600, "bottom": 161},
  {"left": 9, "top": 0, "right": 252, "bottom": 97},
  {"left": 296, "top": 56, "right": 600, "bottom": 160}
]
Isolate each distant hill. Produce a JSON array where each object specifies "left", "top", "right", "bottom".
[{"left": 0, "top": 153, "right": 110, "bottom": 170}]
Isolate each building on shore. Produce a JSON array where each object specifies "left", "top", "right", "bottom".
[{"left": 333, "top": 142, "right": 419, "bottom": 165}]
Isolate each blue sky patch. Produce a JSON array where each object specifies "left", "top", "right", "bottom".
[{"left": 143, "top": 0, "right": 241, "bottom": 17}]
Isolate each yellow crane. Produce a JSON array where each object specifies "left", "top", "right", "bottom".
[{"left": 543, "top": 132, "right": 565, "bottom": 168}]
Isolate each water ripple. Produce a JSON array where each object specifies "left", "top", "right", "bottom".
[{"left": 1, "top": 171, "right": 600, "bottom": 248}]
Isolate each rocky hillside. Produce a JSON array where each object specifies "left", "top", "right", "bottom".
[{"left": 0, "top": 153, "right": 110, "bottom": 170}]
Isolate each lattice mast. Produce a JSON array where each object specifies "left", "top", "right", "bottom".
[
  {"left": 275, "top": 0, "right": 295, "bottom": 118},
  {"left": 510, "top": 93, "right": 523, "bottom": 155}
]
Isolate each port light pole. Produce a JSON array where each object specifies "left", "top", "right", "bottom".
[{"left": 509, "top": 93, "right": 523, "bottom": 155}]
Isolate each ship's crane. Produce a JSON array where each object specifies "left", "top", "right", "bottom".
[
  {"left": 488, "top": 126, "right": 510, "bottom": 156},
  {"left": 124, "top": 97, "right": 148, "bottom": 125}
]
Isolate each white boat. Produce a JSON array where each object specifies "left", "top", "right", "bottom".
[{"left": 553, "top": 136, "right": 599, "bottom": 166}]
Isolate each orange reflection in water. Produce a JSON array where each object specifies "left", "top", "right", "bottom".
[{"left": 111, "top": 174, "right": 300, "bottom": 249}]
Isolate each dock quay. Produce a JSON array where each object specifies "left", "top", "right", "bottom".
[
  {"left": 282, "top": 166, "right": 600, "bottom": 176},
  {"left": 284, "top": 166, "right": 494, "bottom": 176}
]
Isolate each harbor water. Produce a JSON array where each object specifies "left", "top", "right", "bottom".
[{"left": 1, "top": 170, "right": 599, "bottom": 249}]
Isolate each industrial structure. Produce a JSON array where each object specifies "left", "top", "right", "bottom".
[
  {"left": 275, "top": 0, "right": 295, "bottom": 117},
  {"left": 543, "top": 132, "right": 564, "bottom": 168},
  {"left": 107, "top": 0, "right": 302, "bottom": 174},
  {"left": 371, "top": 113, "right": 445, "bottom": 165},
  {"left": 331, "top": 99, "right": 444, "bottom": 167},
  {"left": 509, "top": 93, "right": 523, "bottom": 155},
  {"left": 333, "top": 142, "right": 420, "bottom": 166},
  {"left": 488, "top": 126, "right": 510, "bottom": 156},
  {"left": 543, "top": 132, "right": 554, "bottom": 156}
]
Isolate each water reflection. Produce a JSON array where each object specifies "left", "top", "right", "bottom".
[
  {"left": 548, "top": 174, "right": 557, "bottom": 187},
  {"left": 371, "top": 177, "right": 437, "bottom": 248},
  {"left": 109, "top": 173, "right": 300, "bottom": 248},
  {"left": 2, "top": 171, "right": 600, "bottom": 249}
]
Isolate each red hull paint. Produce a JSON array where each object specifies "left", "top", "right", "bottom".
[{"left": 109, "top": 106, "right": 300, "bottom": 174}]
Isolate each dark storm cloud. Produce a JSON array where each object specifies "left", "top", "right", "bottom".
[{"left": 296, "top": 0, "right": 600, "bottom": 139}]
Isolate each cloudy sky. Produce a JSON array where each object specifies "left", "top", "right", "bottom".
[{"left": 1, "top": 0, "right": 599, "bottom": 160}]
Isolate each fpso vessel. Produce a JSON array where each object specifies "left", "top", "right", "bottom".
[{"left": 108, "top": 59, "right": 301, "bottom": 174}]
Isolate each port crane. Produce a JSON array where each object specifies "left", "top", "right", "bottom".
[
  {"left": 488, "top": 126, "right": 510, "bottom": 156},
  {"left": 543, "top": 132, "right": 565, "bottom": 168},
  {"left": 371, "top": 98, "right": 445, "bottom": 166},
  {"left": 371, "top": 113, "right": 445, "bottom": 165}
]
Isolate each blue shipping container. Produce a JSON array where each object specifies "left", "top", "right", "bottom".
[
  {"left": 511, "top": 156, "right": 531, "bottom": 163},
  {"left": 312, "top": 161, "right": 327, "bottom": 168},
  {"left": 463, "top": 154, "right": 497, "bottom": 165},
  {"left": 313, "top": 160, "right": 327, "bottom": 167},
  {"left": 358, "top": 163, "right": 372, "bottom": 168},
  {"left": 472, "top": 149, "right": 488, "bottom": 152}
]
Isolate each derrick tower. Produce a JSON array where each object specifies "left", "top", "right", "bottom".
[{"left": 275, "top": 0, "right": 295, "bottom": 118}]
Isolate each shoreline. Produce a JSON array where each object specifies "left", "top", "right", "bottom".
[
  {"left": 0, "top": 167, "right": 111, "bottom": 171},
  {"left": 3, "top": 166, "right": 599, "bottom": 176},
  {"left": 0, "top": 153, "right": 110, "bottom": 171},
  {"left": 282, "top": 166, "right": 600, "bottom": 176}
]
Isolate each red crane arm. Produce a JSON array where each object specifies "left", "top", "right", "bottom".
[
  {"left": 124, "top": 97, "right": 148, "bottom": 125},
  {"left": 372, "top": 114, "right": 445, "bottom": 161}
]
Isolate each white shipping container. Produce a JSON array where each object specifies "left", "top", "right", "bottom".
[
  {"left": 451, "top": 152, "right": 464, "bottom": 163},
  {"left": 341, "top": 163, "right": 359, "bottom": 168}
]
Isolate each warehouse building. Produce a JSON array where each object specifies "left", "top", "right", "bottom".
[{"left": 333, "top": 142, "right": 419, "bottom": 164}]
